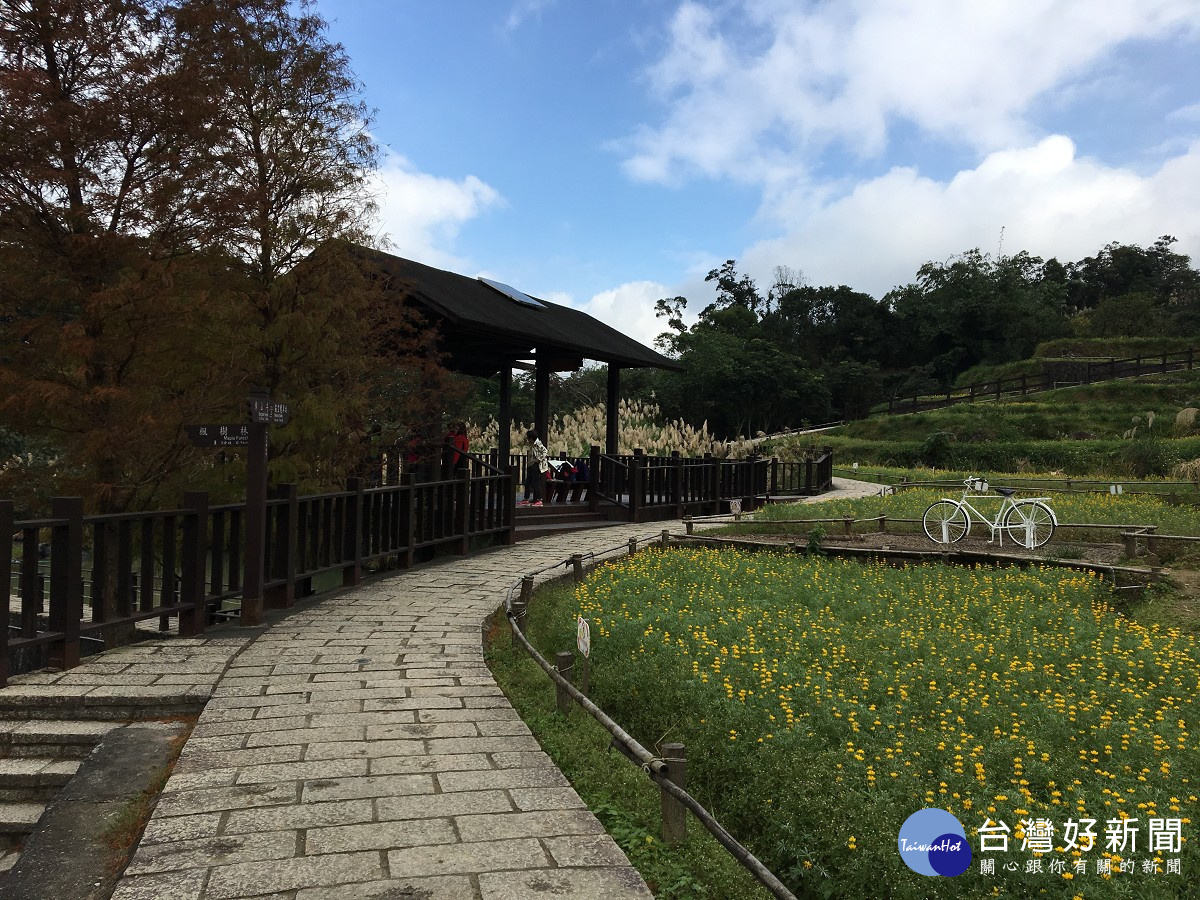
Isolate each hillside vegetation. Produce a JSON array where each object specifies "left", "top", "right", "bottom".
[{"left": 778, "top": 368, "right": 1200, "bottom": 476}]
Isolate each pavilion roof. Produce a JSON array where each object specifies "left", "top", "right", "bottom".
[{"left": 345, "top": 243, "right": 681, "bottom": 376}]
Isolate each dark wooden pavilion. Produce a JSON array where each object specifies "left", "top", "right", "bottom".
[{"left": 345, "top": 243, "right": 681, "bottom": 464}]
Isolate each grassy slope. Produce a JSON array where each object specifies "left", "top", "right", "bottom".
[
  {"left": 485, "top": 590, "right": 773, "bottom": 900},
  {"left": 840, "top": 371, "right": 1200, "bottom": 443},
  {"left": 775, "top": 370, "right": 1200, "bottom": 475}
]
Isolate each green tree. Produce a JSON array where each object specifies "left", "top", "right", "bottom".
[
  {"left": 1066, "top": 237, "right": 1200, "bottom": 334},
  {"left": 654, "top": 263, "right": 832, "bottom": 436},
  {"left": 887, "top": 249, "right": 1068, "bottom": 385}
]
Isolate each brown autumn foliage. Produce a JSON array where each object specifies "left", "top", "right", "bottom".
[{"left": 0, "top": 0, "right": 453, "bottom": 513}]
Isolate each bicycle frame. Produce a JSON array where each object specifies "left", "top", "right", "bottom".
[
  {"left": 954, "top": 493, "right": 1024, "bottom": 545},
  {"left": 923, "top": 478, "right": 1057, "bottom": 549}
]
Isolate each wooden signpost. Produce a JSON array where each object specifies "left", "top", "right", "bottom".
[{"left": 186, "top": 388, "right": 289, "bottom": 627}]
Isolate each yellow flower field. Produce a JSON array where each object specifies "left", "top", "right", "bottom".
[{"left": 573, "top": 547, "right": 1198, "bottom": 898}]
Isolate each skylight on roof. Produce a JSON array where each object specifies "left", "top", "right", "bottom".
[{"left": 478, "top": 276, "right": 547, "bottom": 309}]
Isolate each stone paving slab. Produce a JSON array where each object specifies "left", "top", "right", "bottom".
[{"left": 102, "top": 521, "right": 693, "bottom": 899}]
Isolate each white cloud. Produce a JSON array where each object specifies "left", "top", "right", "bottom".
[
  {"left": 1168, "top": 101, "right": 1200, "bottom": 123},
  {"left": 740, "top": 136, "right": 1200, "bottom": 299},
  {"left": 370, "top": 151, "right": 502, "bottom": 270},
  {"left": 574, "top": 281, "right": 675, "bottom": 352},
  {"left": 623, "top": 0, "right": 1200, "bottom": 184},
  {"left": 503, "top": 0, "right": 556, "bottom": 34}
]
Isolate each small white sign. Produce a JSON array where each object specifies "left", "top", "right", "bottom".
[
  {"left": 576, "top": 616, "right": 591, "bottom": 658},
  {"left": 1110, "top": 484, "right": 1124, "bottom": 495},
  {"left": 729, "top": 499, "right": 742, "bottom": 514}
]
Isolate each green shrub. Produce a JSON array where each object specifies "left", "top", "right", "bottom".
[{"left": 1033, "top": 335, "right": 1200, "bottom": 358}]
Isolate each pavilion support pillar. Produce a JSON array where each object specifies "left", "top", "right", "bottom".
[
  {"left": 498, "top": 365, "right": 513, "bottom": 467},
  {"left": 606, "top": 364, "right": 621, "bottom": 455},
  {"left": 535, "top": 353, "right": 551, "bottom": 444}
]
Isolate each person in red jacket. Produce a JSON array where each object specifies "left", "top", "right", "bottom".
[{"left": 443, "top": 422, "right": 470, "bottom": 473}]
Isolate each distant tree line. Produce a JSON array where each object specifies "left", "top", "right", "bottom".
[
  {"left": 633, "top": 237, "right": 1200, "bottom": 438},
  {"left": 0, "top": 0, "right": 454, "bottom": 513},
  {"left": 461, "top": 237, "right": 1200, "bottom": 444}
]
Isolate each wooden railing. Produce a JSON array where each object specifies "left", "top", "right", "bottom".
[
  {"left": 1, "top": 470, "right": 513, "bottom": 686},
  {"left": 885, "top": 348, "right": 1198, "bottom": 415},
  {"left": 586, "top": 446, "right": 833, "bottom": 522}
]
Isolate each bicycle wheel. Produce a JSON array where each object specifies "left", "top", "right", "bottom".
[
  {"left": 923, "top": 500, "right": 969, "bottom": 544},
  {"left": 1003, "top": 501, "right": 1055, "bottom": 548}
]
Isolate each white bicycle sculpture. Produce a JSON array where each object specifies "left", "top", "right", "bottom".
[{"left": 922, "top": 477, "right": 1056, "bottom": 549}]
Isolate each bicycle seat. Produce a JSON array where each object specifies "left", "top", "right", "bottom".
[{"left": 994, "top": 487, "right": 1017, "bottom": 497}]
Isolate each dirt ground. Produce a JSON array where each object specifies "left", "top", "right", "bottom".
[
  {"left": 733, "top": 529, "right": 1129, "bottom": 567},
  {"left": 712, "top": 526, "right": 1200, "bottom": 631},
  {"left": 823, "top": 531, "right": 1129, "bottom": 566}
]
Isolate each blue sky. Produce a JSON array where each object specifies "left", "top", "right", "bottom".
[{"left": 315, "top": 0, "right": 1200, "bottom": 350}]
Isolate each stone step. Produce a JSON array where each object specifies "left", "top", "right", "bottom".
[
  {"left": 515, "top": 518, "right": 619, "bottom": 541},
  {"left": 0, "top": 759, "right": 80, "bottom": 802},
  {"left": 514, "top": 504, "right": 608, "bottom": 521},
  {"left": 0, "top": 720, "right": 118, "bottom": 758},
  {"left": 0, "top": 686, "right": 206, "bottom": 721},
  {"left": 0, "top": 844, "right": 19, "bottom": 874},
  {"left": 0, "top": 803, "right": 44, "bottom": 836}
]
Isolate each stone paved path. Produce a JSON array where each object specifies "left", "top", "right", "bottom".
[
  {"left": 8, "top": 481, "right": 882, "bottom": 899},
  {"left": 107, "top": 521, "right": 700, "bottom": 900}
]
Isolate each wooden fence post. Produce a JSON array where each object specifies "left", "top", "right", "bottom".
[
  {"left": 402, "top": 475, "right": 418, "bottom": 566},
  {"left": 342, "top": 476, "right": 364, "bottom": 586},
  {"left": 704, "top": 453, "right": 717, "bottom": 512},
  {"left": 571, "top": 553, "right": 584, "bottom": 582},
  {"left": 661, "top": 742, "right": 688, "bottom": 845},
  {"left": 630, "top": 449, "right": 644, "bottom": 523},
  {"left": 48, "top": 497, "right": 84, "bottom": 671},
  {"left": 0, "top": 500, "right": 12, "bottom": 686},
  {"left": 588, "top": 445, "right": 601, "bottom": 513},
  {"left": 671, "top": 450, "right": 683, "bottom": 518},
  {"left": 521, "top": 575, "right": 534, "bottom": 605},
  {"left": 511, "top": 597, "right": 528, "bottom": 656},
  {"left": 685, "top": 516, "right": 694, "bottom": 535},
  {"left": 555, "top": 650, "right": 574, "bottom": 714},
  {"left": 242, "top": 395, "right": 270, "bottom": 627},
  {"left": 179, "top": 491, "right": 209, "bottom": 637},
  {"left": 505, "top": 466, "right": 518, "bottom": 545},
  {"left": 661, "top": 529, "right": 670, "bottom": 548},
  {"left": 1123, "top": 532, "right": 1139, "bottom": 558},
  {"left": 627, "top": 537, "right": 637, "bottom": 556},
  {"left": 457, "top": 467, "right": 471, "bottom": 555},
  {"left": 266, "top": 484, "right": 298, "bottom": 609}
]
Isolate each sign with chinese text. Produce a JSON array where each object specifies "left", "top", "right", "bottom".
[
  {"left": 248, "top": 398, "right": 290, "bottom": 425},
  {"left": 186, "top": 424, "right": 250, "bottom": 448}
]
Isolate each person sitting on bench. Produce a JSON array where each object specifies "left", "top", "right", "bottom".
[{"left": 550, "top": 459, "right": 589, "bottom": 502}]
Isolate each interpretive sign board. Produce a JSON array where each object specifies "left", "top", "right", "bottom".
[{"left": 186, "top": 424, "right": 250, "bottom": 447}]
